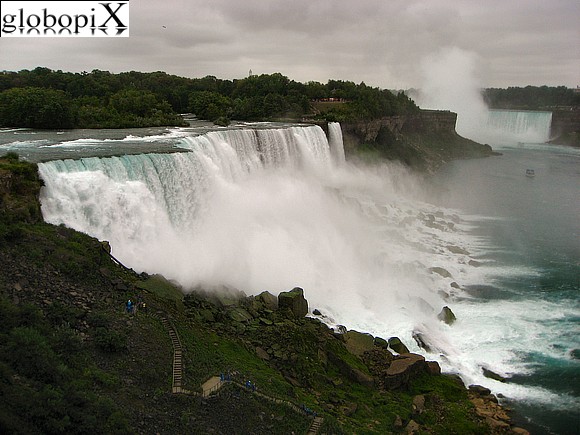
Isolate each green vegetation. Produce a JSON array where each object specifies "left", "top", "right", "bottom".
[
  {"left": 0, "top": 67, "right": 418, "bottom": 128},
  {"left": 483, "top": 85, "right": 580, "bottom": 110}
]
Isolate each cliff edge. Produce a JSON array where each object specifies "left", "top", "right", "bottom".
[{"left": 340, "top": 109, "right": 497, "bottom": 172}]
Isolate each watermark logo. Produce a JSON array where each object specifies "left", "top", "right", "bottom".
[{"left": 0, "top": 1, "right": 129, "bottom": 37}]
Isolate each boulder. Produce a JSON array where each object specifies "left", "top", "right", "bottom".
[
  {"left": 482, "top": 367, "right": 507, "bottom": 382},
  {"left": 327, "top": 351, "right": 374, "bottom": 388},
  {"left": 446, "top": 245, "right": 470, "bottom": 255},
  {"left": 429, "top": 267, "right": 453, "bottom": 279},
  {"left": 571, "top": 349, "right": 580, "bottom": 360},
  {"left": 412, "top": 331, "right": 432, "bottom": 352},
  {"left": 468, "top": 384, "right": 491, "bottom": 396},
  {"left": 412, "top": 395, "right": 426, "bottom": 415},
  {"left": 344, "top": 330, "right": 375, "bottom": 356},
  {"left": 437, "top": 306, "right": 457, "bottom": 325},
  {"left": 228, "top": 307, "right": 253, "bottom": 323},
  {"left": 405, "top": 419, "right": 421, "bottom": 434},
  {"left": 256, "top": 347, "right": 270, "bottom": 361},
  {"left": 374, "top": 336, "right": 389, "bottom": 349},
  {"left": 388, "top": 336, "right": 410, "bottom": 354},
  {"left": 278, "top": 287, "right": 308, "bottom": 318},
  {"left": 426, "top": 361, "right": 441, "bottom": 375},
  {"left": 257, "top": 291, "right": 278, "bottom": 311},
  {"left": 385, "top": 353, "right": 427, "bottom": 389}
]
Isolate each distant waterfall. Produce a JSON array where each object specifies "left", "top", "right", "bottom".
[{"left": 485, "top": 110, "right": 552, "bottom": 144}]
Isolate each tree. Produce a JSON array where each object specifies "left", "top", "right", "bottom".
[{"left": 0, "top": 87, "right": 75, "bottom": 128}]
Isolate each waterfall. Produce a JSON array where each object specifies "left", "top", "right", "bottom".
[
  {"left": 328, "top": 122, "right": 346, "bottom": 164},
  {"left": 483, "top": 110, "right": 553, "bottom": 144},
  {"left": 38, "top": 124, "right": 343, "bottom": 273}
]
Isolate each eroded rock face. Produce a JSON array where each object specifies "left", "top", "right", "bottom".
[{"left": 278, "top": 287, "right": 308, "bottom": 318}]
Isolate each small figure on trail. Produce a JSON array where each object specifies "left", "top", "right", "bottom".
[{"left": 126, "top": 299, "right": 133, "bottom": 313}]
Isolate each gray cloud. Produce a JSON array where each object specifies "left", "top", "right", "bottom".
[{"left": 0, "top": 0, "right": 578, "bottom": 88}]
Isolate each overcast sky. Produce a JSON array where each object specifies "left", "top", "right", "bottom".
[{"left": 1, "top": 0, "right": 578, "bottom": 89}]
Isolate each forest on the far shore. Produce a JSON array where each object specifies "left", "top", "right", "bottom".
[
  {"left": 0, "top": 67, "right": 577, "bottom": 129},
  {"left": 0, "top": 68, "right": 417, "bottom": 129}
]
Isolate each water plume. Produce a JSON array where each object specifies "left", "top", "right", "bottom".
[{"left": 414, "top": 46, "right": 552, "bottom": 145}]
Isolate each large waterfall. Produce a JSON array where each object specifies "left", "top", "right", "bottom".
[
  {"left": 32, "top": 120, "right": 580, "bottom": 433},
  {"left": 486, "top": 110, "right": 552, "bottom": 144},
  {"left": 39, "top": 122, "right": 463, "bottom": 339},
  {"left": 459, "top": 109, "right": 554, "bottom": 145},
  {"left": 40, "top": 121, "right": 492, "bottom": 391}
]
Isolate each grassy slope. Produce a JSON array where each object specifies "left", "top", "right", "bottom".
[{"left": 0, "top": 155, "right": 493, "bottom": 434}]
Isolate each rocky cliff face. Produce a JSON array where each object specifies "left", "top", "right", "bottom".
[
  {"left": 339, "top": 109, "right": 496, "bottom": 173},
  {"left": 550, "top": 109, "right": 580, "bottom": 147}
]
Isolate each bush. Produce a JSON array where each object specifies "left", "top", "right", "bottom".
[{"left": 93, "top": 327, "right": 127, "bottom": 353}]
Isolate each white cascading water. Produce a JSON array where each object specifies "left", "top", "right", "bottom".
[
  {"left": 38, "top": 121, "right": 566, "bottom": 410},
  {"left": 483, "top": 110, "right": 553, "bottom": 145}
]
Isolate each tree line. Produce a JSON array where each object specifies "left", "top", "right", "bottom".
[
  {"left": 0, "top": 67, "right": 418, "bottom": 129},
  {"left": 483, "top": 85, "right": 580, "bottom": 110}
]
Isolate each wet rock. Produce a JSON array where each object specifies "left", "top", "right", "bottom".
[
  {"left": 412, "top": 332, "right": 432, "bottom": 352},
  {"left": 429, "top": 267, "right": 453, "bottom": 279},
  {"left": 388, "top": 336, "right": 410, "bottom": 354},
  {"left": 374, "top": 336, "right": 389, "bottom": 349},
  {"left": 257, "top": 291, "right": 278, "bottom": 311},
  {"left": 446, "top": 245, "right": 470, "bottom": 255},
  {"left": 278, "top": 287, "right": 308, "bottom": 318},
  {"left": 334, "top": 325, "right": 347, "bottom": 334},
  {"left": 482, "top": 367, "right": 507, "bottom": 382},
  {"left": 426, "top": 361, "right": 441, "bottom": 375},
  {"left": 344, "top": 330, "right": 375, "bottom": 356},
  {"left": 468, "top": 384, "right": 491, "bottom": 396},
  {"left": 468, "top": 260, "right": 482, "bottom": 267},
  {"left": 385, "top": 353, "right": 427, "bottom": 389},
  {"left": 437, "top": 306, "right": 457, "bottom": 325},
  {"left": 450, "top": 281, "right": 461, "bottom": 289},
  {"left": 570, "top": 349, "right": 580, "bottom": 359},
  {"left": 312, "top": 308, "right": 322, "bottom": 316}
]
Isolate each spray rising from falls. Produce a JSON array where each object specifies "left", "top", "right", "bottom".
[
  {"left": 39, "top": 122, "right": 463, "bottom": 332},
  {"left": 415, "top": 47, "right": 554, "bottom": 146},
  {"left": 39, "top": 122, "right": 568, "bottom": 408}
]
